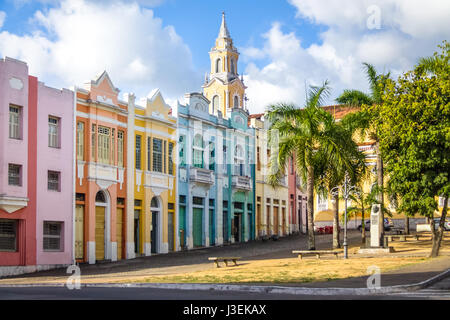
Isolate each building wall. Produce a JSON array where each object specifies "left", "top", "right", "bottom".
[
  {"left": 0, "top": 58, "right": 36, "bottom": 267},
  {"left": 35, "top": 81, "right": 74, "bottom": 265}
]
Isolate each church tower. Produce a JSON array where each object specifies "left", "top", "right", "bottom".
[{"left": 203, "top": 12, "right": 247, "bottom": 118}]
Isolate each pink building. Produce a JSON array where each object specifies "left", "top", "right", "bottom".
[
  {"left": 288, "top": 156, "right": 307, "bottom": 234},
  {"left": 0, "top": 57, "right": 74, "bottom": 276}
]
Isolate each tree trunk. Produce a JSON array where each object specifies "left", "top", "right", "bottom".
[
  {"left": 332, "top": 192, "right": 340, "bottom": 249},
  {"left": 375, "top": 140, "right": 385, "bottom": 245},
  {"left": 361, "top": 206, "right": 366, "bottom": 244},
  {"left": 306, "top": 165, "right": 315, "bottom": 250},
  {"left": 405, "top": 216, "right": 410, "bottom": 235},
  {"left": 431, "top": 197, "right": 448, "bottom": 258}
]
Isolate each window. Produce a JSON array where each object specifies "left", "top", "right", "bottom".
[
  {"left": 48, "top": 116, "right": 59, "bottom": 148},
  {"left": 179, "top": 195, "right": 186, "bottom": 204},
  {"left": 0, "top": 220, "right": 17, "bottom": 251},
  {"left": 223, "top": 145, "right": 228, "bottom": 174},
  {"left": 231, "top": 59, "right": 235, "bottom": 74},
  {"left": 179, "top": 136, "right": 185, "bottom": 167},
  {"left": 43, "top": 222, "right": 62, "bottom": 251},
  {"left": 193, "top": 135, "right": 203, "bottom": 168},
  {"left": 168, "top": 142, "right": 174, "bottom": 175},
  {"left": 152, "top": 138, "right": 163, "bottom": 172},
  {"left": 317, "top": 193, "right": 328, "bottom": 211},
  {"left": 257, "top": 147, "right": 261, "bottom": 171},
  {"left": 8, "top": 164, "right": 21, "bottom": 186},
  {"left": 76, "top": 122, "right": 84, "bottom": 160},
  {"left": 98, "top": 126, "right": 111, "bottom": 165},
  {"left": 147, "top": 137, "right": 151, "bottom": 171},
  {"left": 135, "top": 135, "right": 141, "bottom": 170},
  {"left": 134, "top": 199, "right": 142, "bottom": 207},
  {"left": 234, "top": 95, "right": 239, "bottom": 108},
  {"left": 9, "top": 105, "right": 21, "bottom": 139},
  {"left": 212, "top": 96, "right": 219, "bottom": 114},
  {"left": 215, "top": 58, "right": 222, "bottom": 73},
  {"left": 91, "top": 124, "right": 96, "bottom": 159},
  {"left": 48, "top": 171, "right": 60, "bottom": 191},
  {"left": 118, "top": 131, "right": 124, "bottom": 167},
  {"left": 193, "top": 197, "right": 204, "bottom": 206},
  {"left": 234, "top": 145, "right": 245, "bottom": 176},
  {"left": 164, "top": 140, "right": 167, "bottom": 173},
  {"left": 209, "top": 142, "right": 215, "bottom": 171},
  {"left": 76, "top": 193, "right": 85, "bottom": 202},
  {"left": 111, "top": 129, "right": 115, "bottom": 165}
]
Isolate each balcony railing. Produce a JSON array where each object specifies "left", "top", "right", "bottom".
[
  {"left": 232, "top": 175, "right": 252, "bottom": 191},
  {"left": 189, "top": 166, "right": 215, "bottom": 185}
]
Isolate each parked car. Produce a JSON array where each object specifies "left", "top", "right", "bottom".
[
  {"left": 433, "top": 218, "right": 450, "bottom": 231},
  {"left": 357, "top": 218, "right": 393, "bottom": 232}
]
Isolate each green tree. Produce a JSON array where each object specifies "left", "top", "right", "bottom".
[
  {"left": 336, "top": 63, "right": 391, "bottom": 245},
  {"left": 266, "top": 81, "right": 357, "bottom": 250},
  {"left": 379, "top": 41, "right": 450, "bottom": 257}
]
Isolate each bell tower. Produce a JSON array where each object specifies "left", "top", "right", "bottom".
[{"left": 203, "top": 12, "right": 247, "bottom": 118}]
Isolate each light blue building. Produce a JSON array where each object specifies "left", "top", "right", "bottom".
[{"left": 176, "top": 93, "right": 255, "bottom": 249}]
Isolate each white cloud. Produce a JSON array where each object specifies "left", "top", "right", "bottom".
[
  {"left": 243, "top": 0, "right": 450, "bottom": 113},
  {"left": 0, "top": 11, "right": 6, "bottom": 29},
  {"left": 0, "top": 0, "right": 198, "bottom": 101}
]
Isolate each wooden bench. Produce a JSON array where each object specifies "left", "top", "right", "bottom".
[
  {"left": 208, "top": 257, "right": 241, "bottom": 268},
  {"left": 389, "top": 227, "right": 405, "bottom": 235},
  {"left": 385, "top": 234, "right": 421, "bottom": 242},
  {"left": 292, "top": 250, "right": 340, "bottom": 260}
]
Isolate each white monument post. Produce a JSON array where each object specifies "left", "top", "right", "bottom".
[{"left": 370, "top": 204, "right": 381, "bottom": 247}]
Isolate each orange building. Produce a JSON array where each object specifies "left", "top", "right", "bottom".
[{"left": 74, "top": 72, "right": 129, "bottom": 264}]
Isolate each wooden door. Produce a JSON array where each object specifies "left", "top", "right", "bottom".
[
  {"left": 193, "top": 208, "right": 203, "bottom": 247},
  {"left": 75, "top": 205, "right": 84, "bottom": 260},
  {"left": 266, "top": 205, "right": 270, "bottom": 235},
  {"left": 274, "top": 206, "right": 279, "bottom": 236},
  {"left": 168, "top": 211, "right": 174, "bottom": 252},
  {"left": 282, "top": 207, "right": 286, "bottom": 236},
  {"left": 95, "top": 206, "right": 105, "bottom": 261},
  {"left": 116, "top": 208, "right": 123, "bottom": 260},
  {"left": 151, "top": 211, "right": 158, "bottom": 253},
  {"left": 179, "top": 206, "right": 186, "bottom": 248}
]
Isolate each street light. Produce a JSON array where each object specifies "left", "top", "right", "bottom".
[{"left": 330, "top": 172, "right": 360, "bottom": 259}]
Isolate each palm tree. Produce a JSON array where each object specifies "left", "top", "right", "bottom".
[
  {"left": 266, "top": 81, "right": 357, "bottom": 250},
  {"left": 315, "top": 124, "right": 366, "bottom": 249},
  {"left": 336, "top": 62, "right": 391, "bottom": 245}
]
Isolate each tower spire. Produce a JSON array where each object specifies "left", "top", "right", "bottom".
[{"left": 218, "top": 11, "right": 230, "bottom": 39}]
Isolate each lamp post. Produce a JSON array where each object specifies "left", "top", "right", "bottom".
[{"left": 330, "top": 172, "right": 359, "bottom": 259}]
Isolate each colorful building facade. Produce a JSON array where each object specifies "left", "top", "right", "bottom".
[
  {"left": 249, "top": 114, "right": 290, "bottom": 239},
  {"left": 130, "top": 90, "right": 177, "bottom": 256},
  {"left": 74, "top": 71, "right": 129, "bottom": 264},
  {"left": 0, "top": 57, "right": 74, "bottom": 276}
]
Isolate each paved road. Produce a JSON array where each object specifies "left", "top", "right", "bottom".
[{"left": 0, "top": 285, "right": 448, "bottom": 300}]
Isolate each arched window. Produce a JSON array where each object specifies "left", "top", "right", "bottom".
[
  {"left": 234, "top": 95, "right": 239, "bottom": 108},
  {"left": 231, "top": 59, "right": 235, "bottom": 74},
  {"left": 212, "top": 96, "right": 219, "bottom": 113},
  {"left": 151, "top": 197, "right": 159, "bottom": 209},
  {"left": 95, "top": 191, "right": 106, "bottom": 203},
  {"left": 193, "top": 134, "right": 204, "bottom": 168},
  {"left": 215, "top": 58, "right": 222, "bottom": 73}
]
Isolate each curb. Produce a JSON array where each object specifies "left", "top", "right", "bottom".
[{"left": 1, "top": 268, "right": 449, "bottom": 296}]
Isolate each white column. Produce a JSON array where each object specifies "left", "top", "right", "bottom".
[
  {"left": 126, "top": 93, "right": 136, "bottom": 259},
  {"left": 204, "top": 189, "right": 210, "bottom": 247}
]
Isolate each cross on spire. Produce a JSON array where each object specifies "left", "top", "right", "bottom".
[{"left": 218, "top": 11, "right": 231, "bottom": 39}]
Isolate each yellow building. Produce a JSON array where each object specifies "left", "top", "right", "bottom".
[
  {"left": 313, "top": 105, "right": 430, "bottom": 230},
  {"left": 249, "top": 114, "right": 289, "bottom": 238},
  {"left": 126, "top": 89, "right": 177, "bottom": 257},
  {"left": 203, "top": 12, "right": 247, "bottom": 118}
]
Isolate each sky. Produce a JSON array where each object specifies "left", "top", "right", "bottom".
[{"left": 0, "top": 0, "right": 449, "bottom": 113}]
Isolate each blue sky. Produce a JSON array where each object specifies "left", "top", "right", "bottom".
[{"left": 0, "top": 0, "right": 449, "bottom": 113}]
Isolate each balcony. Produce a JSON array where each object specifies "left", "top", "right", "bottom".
[
  {"left": 189, "top": 166, "right": 215, "bottom": 185},
  {"left": 232, "top": 175, "right": 252, "bottom": 191}
]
